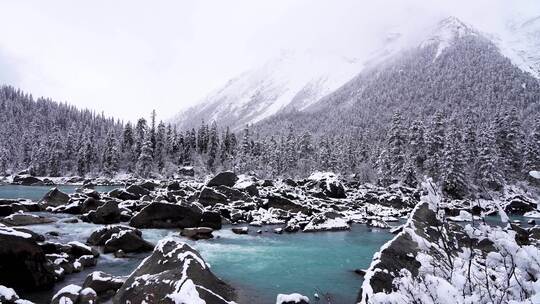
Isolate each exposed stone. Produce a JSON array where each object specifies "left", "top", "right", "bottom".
[
  {"left": 207, "top": 171, "right": 238, "bottom": 187},
  {"left": 39, "top": 188, "right": 70, "bottom": 207},
  {"left": 130, "top": 202, "right": 203, "bottom": 229},
  {"left": 113, "top": 238, "right": 236, "bottom": 304}
]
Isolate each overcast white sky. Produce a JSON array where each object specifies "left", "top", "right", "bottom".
[{"left": 0, "top": 0, "right": 538, "bottom": 122}]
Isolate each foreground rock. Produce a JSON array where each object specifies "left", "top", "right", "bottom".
[
  {"left": 87, "top": 225, "right": 154, "bottom": 253},
  {"left": 50, "top": 284, "right": 97, "bottom": 304},
  {"left": 358, "top": 187, "right": 540, "bottom": 303},
  {"left": 0, "top": 225, "right": 55, "bottom": 291},
  {"left": 113, "top": 237, "right": 236, "bottom": 304},
  {"left": 83, "top": 271, "right": 125, "bottom": 301},
  {"left": 0, "top": 285, "right": 33, "bottom": 304},
  {"left": 0, "top": 213, "right": 55, "bottom": 226},
  {"left": 130, "top": 201, "right": 203, "bottom": 229}
]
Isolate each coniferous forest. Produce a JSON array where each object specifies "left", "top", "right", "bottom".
[{"left": 1, "top": 81, "right": 538, "bottom": 199}]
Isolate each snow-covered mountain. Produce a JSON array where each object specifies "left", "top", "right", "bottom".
[
  {"left": 498, "top": 15, "right": 540, "bottom": 78},
  {"left": 171, "top": 50, "right": 364, "bottom": 130},
  {"left": 172, "top": 16, "right": 540, "bottom": 131}
]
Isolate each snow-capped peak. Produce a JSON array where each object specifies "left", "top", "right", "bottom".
[{"left": 421, "top": 16, "right": 477, "bottom": 57}]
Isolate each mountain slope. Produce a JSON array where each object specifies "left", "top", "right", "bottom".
[
  {"left": 252, "top": 17, "right": 540, "bottom": 137},
  {"left": 171, "top": 50, "right": 364, "bottom": 130}
]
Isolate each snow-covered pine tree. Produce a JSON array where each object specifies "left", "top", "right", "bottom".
[
  {"left": 524, "top": 117, "right": 540, "bottom": 173},
  {"left": 387, "top": 112, "right": 406, "bottom": 180},
  {"left": 477, "top": 125, "right": 503, "bottom": 190},
  {"left": 441, "top": 124, "right": 468, "bottom": 198},
  {"left": 408, "top": 119, "right": 426, "bottom": 173},
  {"left": 154, "top": 121, "right": 166, "bottom": 171},
  {"left": 207, "top": 122, "right": 220, "bottom": 170},
  {"left": 102, "top": 131, "right": 120, "bottom": 177},
  {"left": 425, "top": 111, "right": 446, "bottom": 180},
  {"left": 137, "top": 136, "right": 154, "bottom": 178}
]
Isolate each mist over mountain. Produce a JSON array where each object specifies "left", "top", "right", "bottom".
[{"left": 172, "top": 16, "right": 540, "bottom": 132}]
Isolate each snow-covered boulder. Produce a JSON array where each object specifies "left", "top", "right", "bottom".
[
  {"left": 113, "top": 238, "right": 236, "bottom": 304},
  {"left": 87, "top": 225, "right": 153, "bottom": 253},
  {"left": 50, "top": 284, "right": 97, "bottom": 304},
  {"left": 303, "top": 211, "right": 350, "bottom": 232},
  {"left": 0, "top": 212, "right": 55, "bottom": 226},
  {"left": 276, "top": 293, "right": 310, "bottom": 304},
  {"left": 0, "top": 285, "right": 34, "bottom": 304},
  {"left": 529, "top": 170, "right": 540, "bottom": 179},
  {"left": 82, "top": 271, "right": 125, "bottom": 301},
  {"left": 307, "top": 172, "right": 346, "bottom": 199}
]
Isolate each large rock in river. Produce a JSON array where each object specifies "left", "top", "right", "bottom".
[
  {"left": 207, "top": 171, "right": 238, "bottom": 187},
  {"left": 0, "top": 225, "right": 56, "bottom": 291},
  {"left": 12, "top": 175, "right": 43, "bottom": 186},
  {"left": 39, "top": 187, "right": 70, "bottom": 207},
  {"left": 113, "top": 237, "right": 236, "bottom": 304},
  {"left": 130, "top": 202, "right": 203, "bottom": 229},
  {"left": 87, "top": 225, "right": 153, "bottom": 253},
  {"left": 83, "top": 201, "right": 121, "bottom": 224}
]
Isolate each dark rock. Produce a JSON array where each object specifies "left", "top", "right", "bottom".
[
  {"left": 181, "top": 227, "right": 214, "bottom": 240},
  {"left": 139, "top": 180, "right": 159, "bottom": 191},
  {"left": 109, "top": 189, "right": 139, "bottom": 201},
  {"left": 77, "top": 255, "right": 98, "bottom": 268},
  {"left": 114, "top": 250, "right": 127, "bottom": 258},
  {"left": 178, "top": 166, "right": 195, "bottom": 176},
  {"left": 83, "top": 271, "right": 125, "bottom": 300},
  {"left": 84, "top": 201, "right": 121, "bottom": 224},
  {"left": 81, "top": 197, "right": 105, "bottom": 213},
  {"left": 12, "top": 175, "right": 42, "bottom": 186},
  {"left": 0, "top": 226, "right": 56, "bottom": 291},
  {"left": 103, "top": 230, "right": 154, "bottom": 254},
  {"left": 130, "top": 202, "right": 203, "bottom": 229},
  {"left": 0, "top": 205, "right": 13, "bottom": 216},
  {"left": 505, "top": 196, "right": 535, "bottom": 214},
  {"left": 354, "top": 269, "right": 366, "bottom": 277},
  {"left": 39, "top": 187, "right": 70, "bottom": 207},
  {"left": 267, "top": 195, "right": 309, "bottom": 214},
  {"left": 200, "top": 211, "right": 222, "bottom": 230},
  {"left": 283, "top": 178, "right": 297, "bottom": 187},
  {"left": 207, "top": 171, "right": 238, "bottom": 187},
  {"left": 167, "top": 181, "right": 181, "bottom": 191},
  {"left": 113, "top": 238, "right": 236, "bottom": 304},
  {"left": 125, "top": 184, "right": 149, "bottom": 198},
  {"left": 199, "top": 187, "right": 228, "bottom": 205},
  {"left": 1, "top": 213, "right": 55, "bottom": 226},
  {"left": 87, "top": 225, "right": 140, "bottom": 246},
  {"left": 231, "top": 227, "right": 249, "bottom": 234},
  {"left": 68, "top": 241, "right": 99, "bottom": 258}
]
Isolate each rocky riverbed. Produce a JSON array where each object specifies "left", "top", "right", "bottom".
[{"left": 0, "top": 171, "right": 538, "bottom": 303}]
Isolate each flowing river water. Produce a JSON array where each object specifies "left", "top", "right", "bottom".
[{"left": 0, "top": 185, "right": 398, "bottom": 303}]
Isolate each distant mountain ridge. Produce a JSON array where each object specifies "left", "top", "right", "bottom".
[{"left": 171, "top": 16, "right": 540, "bottom": 131}]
